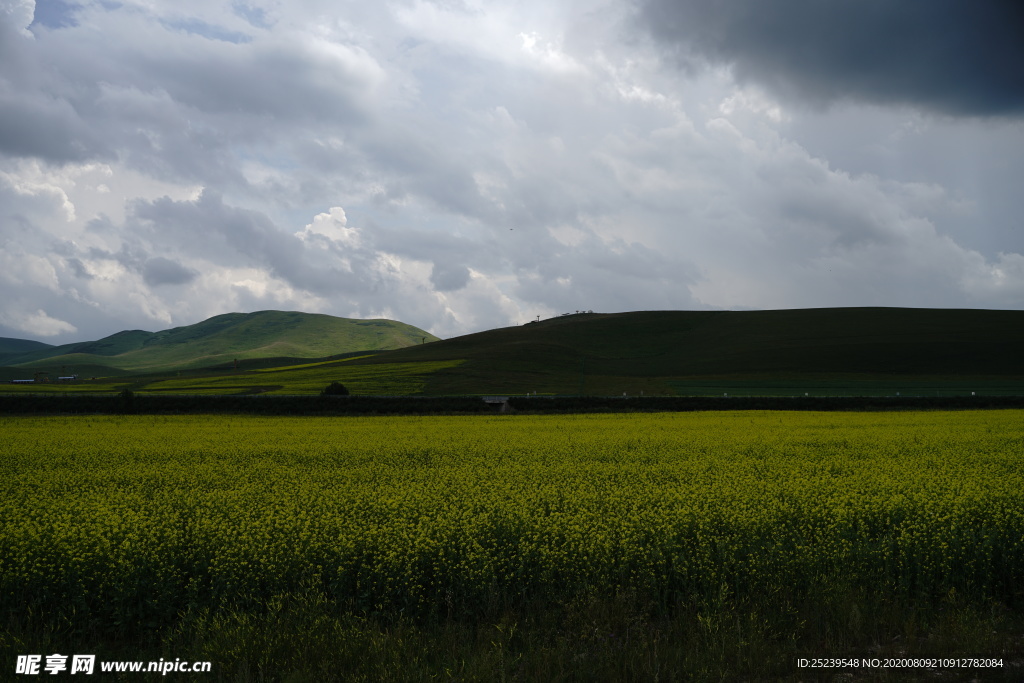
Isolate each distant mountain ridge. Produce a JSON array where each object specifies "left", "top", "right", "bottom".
[{"left": 2, "top": 311, "right": 439, "bottom": 376}]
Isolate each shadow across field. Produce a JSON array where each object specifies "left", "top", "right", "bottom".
[{"left": 4, "top": 393, "right": 1024, "bottom": 416}]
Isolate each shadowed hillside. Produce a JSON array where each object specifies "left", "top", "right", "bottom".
[
  {"left": 0, "top": 337, "right": 53, "bottom": 363},
  {"left": 340, "top": 307, "right": 1024, "bottom": 395}
]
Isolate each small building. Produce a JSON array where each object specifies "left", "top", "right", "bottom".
[{"left": 482, "top": 396, "right": 511, "bottom": 413}]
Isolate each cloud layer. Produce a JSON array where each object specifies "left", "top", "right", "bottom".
[
  {"left": 636, "top": 0, "right": 1024, "bottom": 116},
  {"left": 1, "top": 0, "right": 1023, "bottom": 344}
]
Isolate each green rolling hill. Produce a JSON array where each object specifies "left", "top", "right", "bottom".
[
  {"left": 334, "top": 307, "right": 1024, "bottom": 396},
  {"left": 4, "top": 307, "right": 1023, "bottom": 396},
  {"left": 1, "top": 311, "right": 439, "bottom": 379},
  {"left": 0, "top": 337, "right": 54, "bottom": 363}
]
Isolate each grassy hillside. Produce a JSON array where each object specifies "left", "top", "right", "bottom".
[
  {"left": 3, "top": 331, "right": 156, "bottom": 370},
  {"left": 6, "top": 307, "right": 1023, "bottom": 396},
  {"left": 341, "top": 307, "right": 1024, "bottom": 395},
  {"left": 0, "top": 337, "right": 54, "bottom": 364},
  {"left": 0, "top": 337, "right": 53, "bottom": 354},
  {"left": 3, "top": 311, "right": 438, "bottom": 378}
]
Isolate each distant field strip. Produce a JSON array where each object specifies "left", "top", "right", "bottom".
[
  {"left": 668, "top": 378, "right": 1024, "bottom": 397},
  {"left": 249, "top": 355, "right": 377, "bottom": 372},
  {"left": 0, "top": 382, "right": 129, "bottom": 393},
  {"left": 137, "top": 359, "right": 465, "bottom": 395},
  {"left": 2, "top": 410, "right": 1022, "bottom": 634}
]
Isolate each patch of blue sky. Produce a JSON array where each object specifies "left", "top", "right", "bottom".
[
  {"left": 30, "top": 0, "right": 80, "bottom": 30},
  {"left": 161, "top": 18, "right": 252, "bottom": 44},
  {"left": 232, "top": 3, "right": 271, "bottom": 30}
]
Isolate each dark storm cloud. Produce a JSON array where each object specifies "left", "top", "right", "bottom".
[{"left": 635, "top": 0, "right": 1024, "bottom": 116}]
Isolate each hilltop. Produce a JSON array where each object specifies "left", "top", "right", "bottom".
[{"left": 1, "top": 311, "right": 438, "bottom": 379}]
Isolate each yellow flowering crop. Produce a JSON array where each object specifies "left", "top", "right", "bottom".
[{"left": 1, "top": 411, "right": 1021, "bottom": 630}]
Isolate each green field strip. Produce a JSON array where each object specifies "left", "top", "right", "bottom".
[
  {"left": 249, "top": 355, "right": 377, "bottom": 372},
  {"left": 136, "top": 359, "right": 466, "bottom": 395},
  {"left": 667, "top": 377, "right": 1024, "bottom": 397},
  {"left": 0, "top": 382, "right": 131, "bottom": 393}
]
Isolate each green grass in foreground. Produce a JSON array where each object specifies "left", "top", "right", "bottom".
[{"left": 2, "top": 411, "right": 1024, "bottom": 680}]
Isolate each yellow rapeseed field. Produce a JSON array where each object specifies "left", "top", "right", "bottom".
[{"left": 2, "top": 411, "right": 1022, "bottom": 633}]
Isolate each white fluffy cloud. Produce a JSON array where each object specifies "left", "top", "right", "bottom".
[
  {"left": 0, "top": 308, "right": 76, "bottom": 337},
  {"left": 1, "top": 0, "right": 1023, "bottom": 345}
]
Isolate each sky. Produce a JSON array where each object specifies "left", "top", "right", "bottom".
[{"left": 1, "top": 0, "right": 1023, "bottom": 344}]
